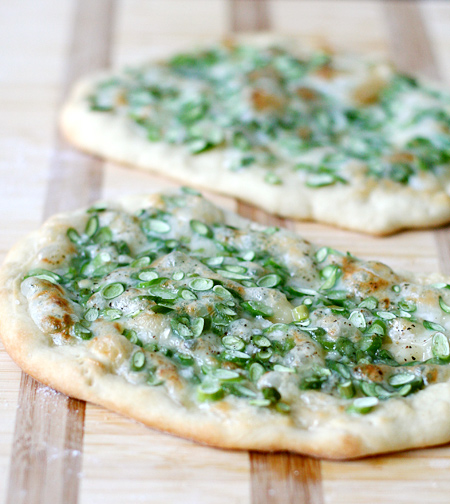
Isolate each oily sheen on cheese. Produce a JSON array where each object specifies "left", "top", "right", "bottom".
[
  {"left": 3, "top": 190, "right": 450, "bottom": 459},
  {"left": 61, "top": 36, "right": 450, "bottom": 234}
]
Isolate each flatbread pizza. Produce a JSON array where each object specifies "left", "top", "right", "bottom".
[
  {"left": 60, "top": 37, "right": 450, "bottom": 235},
  {"left": 3, "top": 189, "right": 450, "bottom": 459}
]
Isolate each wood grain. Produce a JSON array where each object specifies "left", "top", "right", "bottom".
[
  {"left": 229, "top": 1, "right": 323, "bottom": 503},
  {"left": 383, "top": 1, "right": 450, "bottom": 276},
  {"left": 251, "top": 452, "right": 324, "bottom": 504},
  {"left": 6, "top": 1, "right": 116, "bottom": 503}
]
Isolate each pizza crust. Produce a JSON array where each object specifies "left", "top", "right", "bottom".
[
  {"left": 3, "top": 194, "right": 450, "bottom": 459},
  {"left": 60, "top": 38, "right": 450, "bottom": 235}
]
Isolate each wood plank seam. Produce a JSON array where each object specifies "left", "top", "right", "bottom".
[
  {"left": 6, "top": 1, "right": 116, "bottom": 503},
  {"left": 229, "top": 1, "right": 324, "bottom": 503},
  {"left": 383, "top": 1, "right": 450, "bottom": 276}
]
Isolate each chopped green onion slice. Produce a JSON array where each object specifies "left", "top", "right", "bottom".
[
  {"left": 398, "top": 300, "right": 416, "bottom": 312},
  {"left": 360, "top": 381, "right": 377, "bottom": 397},
  {"left": 102, "top": 308, "right": 122, "bottom": 321},
  {"left": 439, "top": 297, "right": 450, "bottom": 314},
  {"left": 205, "top": 256, "right": 224, "bottom": 267},
  {"left": 249, "top": 362, "right": 265, "bottom": 382},
  {"left": 222, "top": 335, "right": 245, "bottom": 351},
  {"left": 349, "top": 311, "right": 366, "bottom": 329},
  {"left": 389, "top": 373, "right": 417, "bottom": 387},
  {"left": 432, "top": 282, "right": 450, "bottom": 289},
  {"left": 432, "top": 332, "right": 450, "bottom": 360},
  {"left": 147, "top": 373, "right": 164, "bottom": 386},
  {"left": 138, "top": 271, "right": 158, "bottom": 281},
  {"left": 145, "top": 218, "right": 171, "bottom": 234},
  {"left": 85, "top": 215, "right": 99, "bottom": 237},
  {"left": 148, "top": 286, "right": 178, "bottom": 299},
  {"left": 315, "top": 247, "right": 329, "bottom": 263},
  {"left": 365, "top": 319, "right": 386, "bottom": 336},
  {"left": 264, "top": 171, "right": 282, "bottom": 185},
  {"left": 249, "top": 399, "right": 272, "bottom": 407},
  {"left": 376, "top": 311, "right": 396, "bottom": 320},
  {"left": 181, "top": 186, "right": 201, "bottom": 196},
  {"left": 102, "top": 282, "right": 125, "bottom": 299},
  {"left": 306, "top": 173, "right": 337, "bottom": 187},
  {"left": 172, "top": 271, "right": 185, "bottom": 281},
  {"left": 257, "top": 274, "right": 282, "bottom": 288},
  {"left": 257, "top": 348, "right": 273, "bottom": 360},
  {"left": 292, "top": 304, "right": 309, "bottom": 321},
  {"left": 180, "top": 289, "right": 197, "bottom": 300},
  {"left": 338, "top": 380, "right": 355, "bottom": 399},
  {"left": 423, "top": 320, "right": 445, "bottom": 332},
  {"left": 252, "top": 335, "right": 271, "bottom": 348},
  {"left": 73, "top": 322, "right": 93, "bottom": 340},
  {"left": 132, "top": 351, "right": 146, "bottom": 371},
  {"left": 171, "top": 319, "right": 193, "bottom": 339},
  {"left": 223, "top": 350, "right": 250, "bottom": 360},
  {"left": 397, "top": 384, "right": 413, "bottom": 396},
  {"left": 131, "top": 256, "right": 151, "bottom": 268},
  {"left": 289, "top": 287, "right": 318, "bottom": 296},
  {"left": 191, "top": 317, "right": 205, "bottom": 338},
  {"left": 213, "top": 285, "right": 233, "bottom": 298},
  {"left": 224, "top": 265, "right": 247, "bottom": 274},
  {"left": 197, "top": 379, "right": 224, "bottom": 401},
  {"left": 392, "top": 285, "right": 401, "bottom": 293},
  {"left": 189, "top": 277, "right": 214, "bottom": 291},
  {"left": 349, "top": 396, "right": 379, "bottom": 414},
  {"left": 25, "top": 269, "right": 63, "bottom": 285},
  {"left": 190, "top": 219, "right": 213, "bottom": 238},
  {"left": 275, "top": 402, "right": 291, "bottom": 413},
  {"left": 241, "top": 250, "right": 255, "bottom": 261},
  {"left": 84, "top": 308, "right": 99, "bottom": 322},
  {"left": 358, "top": 296, "right": 378, "bottom": 310},
  {"left": 213, "top": 369, "right": 240, "bottom": 380},
  {"left": 217, "top": 269, "right": 250, "bottom": 281},
  {"left": 67, "top": 228, "right": 81, "bottom": 243},
  {"left": 241, "top": 300, "right": 274, "bottom": 318},
  {"left": 273, "top": 364, "right": 295, "bottom": 373},
  {"left": 123, "top": 329, "right": 140, "bottom": 345},
  {"left": 233, "top": 385, "right": 257, "bottom": 398},
  {"left": 320, "top": 265, "right": 340, "bottom": 290}
]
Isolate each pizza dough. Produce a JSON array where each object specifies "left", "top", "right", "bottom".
[
  {"left": 2, "top": 189, "right": 450, "bottom": 459},
  {"left": 60, "top": 37, "right": 450, "bottom": 235}
]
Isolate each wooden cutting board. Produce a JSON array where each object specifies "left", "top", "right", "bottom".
[{"left": 2, "top": 1, "right": 450, "bottom": 503}]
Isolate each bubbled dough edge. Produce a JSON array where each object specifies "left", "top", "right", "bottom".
[
  {"left": 3, "top": 193, "right": 450, "bottom": 459},
  {"left": 59, "top": 34, "right": 450, "bottom": 235}
]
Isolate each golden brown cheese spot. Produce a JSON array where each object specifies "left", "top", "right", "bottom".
[
  {"left": 41, "top": 313, "right": 73, "bottom": 335},
  {"left": 296, "top": 87, "right": 320, "bottom": 102},
  {"left": 387, "top": 152, "right": 416, "bottom": 164},
  {"left": 297, "top": 126, "right": 313, "bottom": 140},
  {"left": 88, "top": 332, "right": 132, "bottom": 370},
  {"left": 251, "top": 89, "right": 285, "bottom": 112},
  {"left": 342, "top": 258, "right": 398, "bottom": 296},
  {"left": 352, "top": 74, "right": 387, "bottom": 105},
  {"left": 314, "top": 64, "right": 336, "bottom": 80},
  {"left": 354, "top": 364, "right": 385, "bottom": 383},
  {"left": 426, "top": 368, "right": 439, "bottom": 384},
  {"left": 22, "top": 278, "right": 76, "bottom": 336}
]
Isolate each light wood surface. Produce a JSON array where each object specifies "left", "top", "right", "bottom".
[{"left": 2, "top": 1, "right": 450, "bottom": 503}]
